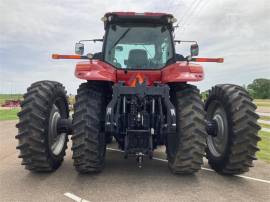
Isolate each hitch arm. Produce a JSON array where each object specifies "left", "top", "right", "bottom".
[
  {"left": 191, "top": 57, "right": 224, "bottom": 63},
  {"left": 52, "top": 54, "right": 89, "bottom": 59}
]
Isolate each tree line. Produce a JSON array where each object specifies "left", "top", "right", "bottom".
[{"left": 246, "top": 78, "right": 270, "bottom": 99}]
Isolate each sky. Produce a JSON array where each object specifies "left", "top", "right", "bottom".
[{"left": 0, "top": 0, "right": 270, "bottom": 94}]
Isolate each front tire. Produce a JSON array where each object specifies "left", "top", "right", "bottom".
[
  {"left": 166, "top": 84, "right": 207, "bottom": 174},
  {"left": 72, "top": 82, "right": 107, "bottom": 173},
  {"left": 16, "top": 81, "right": 69, "bottom": 172},
  {"left": 205, "top": 84, "right": 261, "bottom": 174}
]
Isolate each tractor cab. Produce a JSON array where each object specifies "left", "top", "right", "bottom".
[
  {"left": 102, "top": 12, "right": 176, "bottom": 69},
  {"left": 69, "top": 12, "right": 213, "bottom": 86}
]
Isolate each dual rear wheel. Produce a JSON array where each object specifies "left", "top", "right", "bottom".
[
  {"left": 167, "top": 84, "right": 260, "bottom": 175},
  {"left": 16, "top": 81, "right": 108, "bottom": 173}
]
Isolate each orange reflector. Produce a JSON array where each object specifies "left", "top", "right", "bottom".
[
  {"left": 192, "top": 58, "right": 224, "bottom": 63},
  {"left": 130, "top": 73, "right": 144, "bottom": 87},
  {"left": 52, "top": 54, "right": 83, "bottom": 59}
]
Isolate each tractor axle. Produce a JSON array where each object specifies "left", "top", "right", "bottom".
[
  {"left": 206, "top": 120, "right": 218, "bottom": 137},
  {"left": 57, "top": 118, "right": 73, "bottom": 135}
]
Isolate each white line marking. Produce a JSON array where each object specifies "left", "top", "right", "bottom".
[
  {"left": 107, "top": 147, "right": 270, "bottom": 184},
  {"left": 234, "top": 175, "right": 270, "bottom": 184},
  {"left": 64, "top": 192, "right": 90, "bottom": 202}
]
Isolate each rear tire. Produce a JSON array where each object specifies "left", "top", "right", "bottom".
[
  {"left": 16, "top": 81, "right": 69, "bottom": 172},
  {"left": 166, "top": 84, "right": 207, "bottom": 174},
  {"left": 72, "top": 82, "right": 107, "bottom": 173},
  {"left": 106, "top": 135, "right": 113, "bottom": 144},
  {"left": 205, "top": 84, "right": 261, "bottom": 174}
]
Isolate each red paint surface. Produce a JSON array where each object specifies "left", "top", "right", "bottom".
[
  {"left": 75, "top": 60, "right": 204, "bottom": 84},
  {"left": 75, "top": 60, "right": 116, "bottom": 82},
  {"left": 161, "top": 62, "right": 204, "bottom": 83}
]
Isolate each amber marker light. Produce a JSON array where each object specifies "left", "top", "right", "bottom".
[
  {"left": 191, "top": 58, "right": 224, "bottom": 63},
  {"left": 52, "top": 54, "right": 88, "bottom": 59}
]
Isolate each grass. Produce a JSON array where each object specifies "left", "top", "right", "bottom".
[
  {"left": 255, "top": 102, "right": 270, "bottom": 107},
  {"left": 254, "top": 99, "right": 270, "bottom": 107},
  {"left": 68, "top": 95, "right": 75, "bottom": 105},
  {"left": 0, "top": 109, "right": 20, "bottom": 121},
  {"left": 257, "top": 131, "right": 270, "bottom": 163},
  {"left": 259, "top": 122, "right": 270, "bottom": 129},
  {"left": 255, "top": 99, "right": 270, "bottom": 102},
  {"left": 259, "top": 115, "right": 270, "bottom": 121}
]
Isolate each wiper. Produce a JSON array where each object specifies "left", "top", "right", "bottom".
[{"left": 108, "top": 28, "right": 131, "bottom": 54}]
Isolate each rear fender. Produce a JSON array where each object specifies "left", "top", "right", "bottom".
[
  {"left": 75, "top": 60, "right": 116, "bottom": 82},
  {"left": 161, "top": 62, "right": 204, "bottom": 83}
]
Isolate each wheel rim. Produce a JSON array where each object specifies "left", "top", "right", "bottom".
[
  {"left": 48, "top": 104, "right": 66, "bottom": 156},
  {"left": 207, "top": 103, "right": 228, "bottom": 158}
]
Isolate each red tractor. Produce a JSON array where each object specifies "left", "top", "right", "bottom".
[{"left": 16, "top": 12, "right": 260, "bottom": 175}]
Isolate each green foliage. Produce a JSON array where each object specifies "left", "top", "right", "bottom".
[
  {"left": 247, "top": 79, "right": 270, "bottom": 99},
  {"left": 200, "top": 90, "right": 209, "bottom": 101}
]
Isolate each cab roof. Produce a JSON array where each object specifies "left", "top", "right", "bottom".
[
  {"left": 102, "top": 12, "right": 176, "bottom": 29},
  {"left": 105, "top": 12, "right": 172, "bottom": 17}
]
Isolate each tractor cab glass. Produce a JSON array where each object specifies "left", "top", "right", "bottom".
[{"left": 104, "top": 24, "right": 173, "bottom": 69}]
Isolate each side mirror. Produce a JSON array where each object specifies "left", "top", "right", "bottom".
[
  {"left": 190, "top": 43, "right": 199, "bottom": 57},
  {"left": 75, "top": 43, "right": 84, "bottom": 55}
]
